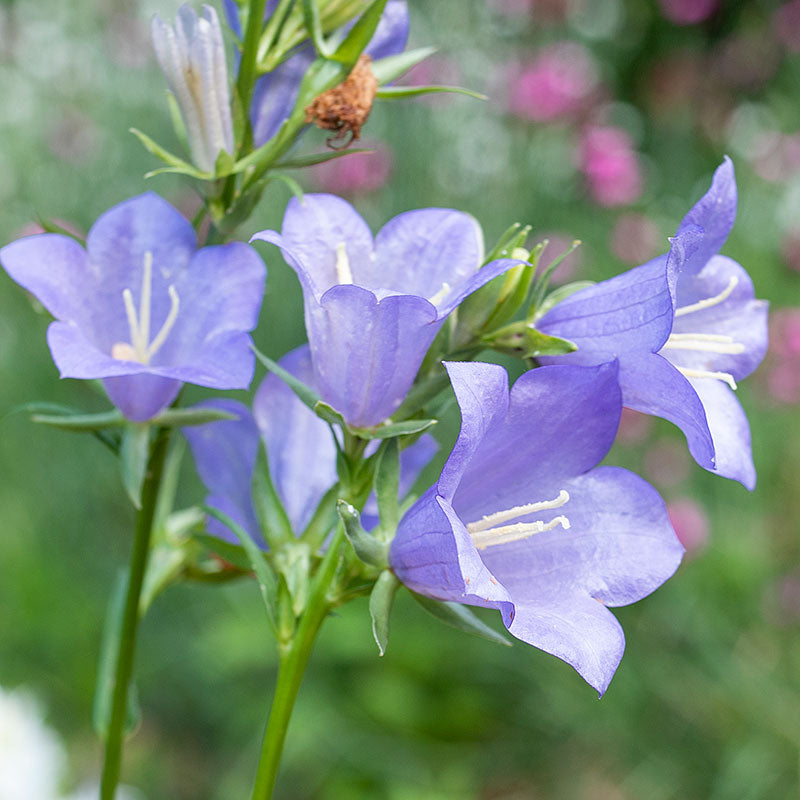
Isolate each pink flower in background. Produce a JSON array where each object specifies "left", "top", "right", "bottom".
[
  {"left": 579, "top": 125, "right": 643, "bottom": 207},
  {"left": 616, "top": 407, "right": 653, "bottom": 445},
  {"left": 782, "top": 231, "right": 800, "bottom": 274},
  {"left": 759, "top": 308, "right": 800, "bottom": 405},
  {"left": 657, "top": 0, "right": 718, "bottom": 25},
  {"left": 488, "top": 0, "right": 535, "bottom": 16},
  {"left": 508, "top": 42, "right": 597, "bottom": 122},
  {"left": 311, "top": 144, "right": 394, "bottom": 196},
  {"left": 534, "top": 233, "right": 582, "bottom": 285},
  {"left": 644, "top": 438, "right": 691, "bottom": 488},
  {"left": 610, "top": 213, "right": 661, "bottom": 265},
  {"left": 666, "top": 498, "right": 710, "bottom": 556},
  {"left": 773, "top": 1, "right": 800, "bottom": 52}
]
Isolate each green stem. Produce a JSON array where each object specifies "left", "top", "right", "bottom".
[
  {"left": 100, "top": 427, "right": 171, "bottom": 800},
  {"left": 250, "top": 525, "right": 347, "bottom": 800},
  {"left": 237, "top": 0, "right": 269, "bottom": 118}
]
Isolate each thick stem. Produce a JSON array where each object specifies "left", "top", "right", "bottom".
[
  {"left": 250, "top": 525, "right": 346, "bottom": 800},
  {"left": 100, "top": 428, "right": 171, "bottom": 800}
]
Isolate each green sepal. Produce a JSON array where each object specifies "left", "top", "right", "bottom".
[
  {"left": 330, "top": 0, "right": 388, "bottom": 65},
  {"left": 535, "top": 280, "right": 596, "bottom": 319},
  {"left": 93, "top": 570, "right": 141, "bottom": 739},
  {"left": 193, "top": 532, "right": 252, "bottom": 572},
  {"left": 273, "top": 542, "right": 311, "bottom": 617},
  {"left": 301, "top": 483, "right": 341, "bottom": 551},
  {"left": 274, "top": 147, "right": 371, "bottom": 169},
  {"left": 302, "top": 0, "right": 332, "bottom": 56},
  {"left": 371, "top": 46, "right": 437, "bottom": 85},
  {"left": 369, "top": 569, "right": 400, "bottom": 656},
  {"left": 252, "top": 345, "right": 321, "bottom": 410},
  {"left": 165, "top": 91, "right": 189, "bottom": 153},
  {"left": 374, "top": 438, "right": 400, "bottom": 535},
  {"left": 337, "top": 500, "right": 388, "bottom": 567},
  {"left": 483, "top": 322, "right": 577, "bottom": 359},
  {"left": 411, "top": 591, "right": 511, "bottom": 647},
  {"left": 390, "top": 373, "right": 450, "bottom": 421},
  {"left": 252, "top": 442, "right": 295, "bottom": 548},
  {"left": 33, "top": 215, "right": 85, "bottom": 245},
  {"left": 120, "top": 423, "right": 151, "bottom": 509},
  {"left": 314, "top": 400, "right": 346, "bottom": 429},
  {"left": 529, "top": 239, "right": 582, "bottom": 314},
  {"left": 204, "top": 506, "right": 279, "bottom": 636},
  {"left": 376, "top": 85, "right": 487, "bottom": 101},
  {"left": 214, "top": 148, "right": 237, "bottom": 177},
  {"left": 129, "top": 128, "right": 213, "bottom": 181},
  {"left": 352, "top": 418, "right": 437, "bottom": 440}
]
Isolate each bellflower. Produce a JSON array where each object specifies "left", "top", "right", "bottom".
[
  {"left": 251, "top": 194, "right": 522, "bottom": 428},
  {"left": 390, "top": 361, "right": 684, "bottom": 695},
  {"left": 224, "top": 0, "right": 409, "bottom": 146},
  {"left": 152, "top": 4, "right": 235, "bottom": 174},
  {"left": 185, "top": 345, "right": 436, "bottom": 544},
  {"left": 537, "top": 158, "right": 768, "bottom": 488},
  {"left": 0, "top": 193, "right": 265, "bottom": 421}
]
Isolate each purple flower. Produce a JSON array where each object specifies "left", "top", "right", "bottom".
[
  {"left": 0, "top": 193, "right": 265, "bottom": 421},
  {"left": 538, "top": 158, "right": 768, "bottom": 489},
  {"left": 389, "top": 360, "right": 684, "bottom": 695},
  {"left": 185, "top": 345, "right": 436, "bottom": 543},
  {"left": 251, "top": 194, "right": 521, "bottom": 428},
  {"left": 151, "top": 4, "right": 235, "bottom": 173},
  {"left": 225, "top": 0, "right": 409, "bottom": 147}
]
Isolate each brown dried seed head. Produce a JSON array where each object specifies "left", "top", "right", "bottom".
[{"left": 305, "top": 54, "right": 379, "bottom": 149}]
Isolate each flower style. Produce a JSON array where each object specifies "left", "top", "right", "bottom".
[
  {"left": 0, "top": 193, "right": 265, "bottom": 421},
  {"left": 251, "top": 194, "right": 522, "bottom": 428},
  {"left": 389, "top": 360, "right": 684, "bottom": 695},
  {"left": 152, "top": 4, "right": 235, "bottom": 174},
  {"left": 224, "top": 0, "right": 410, "bottom": 147},
  {"left": 184, "top": 345, "right": 436, "bottom": 543},
  {"left": 537, "top": 158, "right": 768, "bottom": 488}
]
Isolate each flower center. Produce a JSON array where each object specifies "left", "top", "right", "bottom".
[
  {"left": 335, "top": 242, "right": 354, "bottom": 285},
  {"left": 466, "top": 489, "right": 570, "bottom": 550},
  {"left": 111, "top": 251, "right": 180, "bottom": 365},
  {"left": 661, "top": 276, "right": 743, "bottom": 390}
]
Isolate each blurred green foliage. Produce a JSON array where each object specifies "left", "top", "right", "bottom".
[{"left": 1, "top": 0, "right": 800, "bottom": 797}]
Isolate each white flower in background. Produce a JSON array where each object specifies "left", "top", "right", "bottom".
[
  {"left": 0, "top": 685, "right": 65, "bottom": 800},
  {"left": 151, "top": 4, "right": 234, "bottom": 174}
]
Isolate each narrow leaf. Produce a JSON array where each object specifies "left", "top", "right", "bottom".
[
  {"left": 252, "top": 345, "right": 321, "bottom": 410},
  {"left": 301, "top": 483, "right": 341, "bottom": 551},
  {"left": 330, "top": 0, "right": 388, "bottom": 65},
  {"left": 120, "top": 423, "right": 151, "bottom": 509},
  {"left": 301, "top": 0, "right": 331, "bottom": 56},
  {"left": 535, "top": 280, "right": 596, "bottom": 319},
  {"left": 314, "top": 400, "right": 347, "bottom": 429},
  {"left": 369, "top": 570, "right": 400, "bottom": 656},
  {"left": 30, "top": 409, "right": 125, "bottom": 430},
  {"left": 204, "top": 506, "right": 279, "bottom": 634},
  {"left": 371, "top": 46, "right": 436, "bottom": 85},
  {"left": 93, "top": 571, "right": 141, "bottom": 739},
  {"left": 374, "top": 438, "right": 400, "bottom": 534},
  {"left": 252, "top": 442, "right": 295, "bottom": 548},
  {"left": 376, "top": 84, "right": 487, "bottom": 101},
  {"left": 193, "top": 532, "right": 252, "bottom": 571},
  {"left": 354, "top": 418, "right": 437, "bottom": 440},
  {"left": 337, "top": 500, "right": 387, "bottom": 567},
  {"left": 33, "top": 216, "right": 85, "bottom": 245},
  {"left": 274, "top": 147, "right": 372, "bottom": 169},
  {"left": 411, "top": 592, "right": 511, "bottom": 646},
  {"left": 129, "top": 128, "right": 212, "bottom": 180}
]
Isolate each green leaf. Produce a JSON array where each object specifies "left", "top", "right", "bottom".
[
  {"left": 353, "top": 418, "right": 437, "bottom": 440},
  {"left": 314, "top": 400, "right": 347, "bottom": 428},
  {"left": 302, "top": 0, "right": 331, "bottom": 56},
  {"left": 120, "top": 423, "right": 151, "bottom": 509},
  {"left": 150, "top": 406, "right": 240, "bottom": 428},
  {"left": 374, "top": 438, "right": 400, "bottom": 534},
  {"left": 330, "top": 0, "right": 388, "bottom": 65},
  {"left": 193, "top": 532, "right": 252, "bottom": 572},
  {"left": 29, "top": 409, "right": 125, "bottom": 430},
  {"left": 483, "top": 322, "right": 577, "bottom": 359},
  {"left": 93, "top": 570, "right": 141, "bottom": 739},
  {"left": 411, "top": 592, "right": 511, "bottom": 647},
  {"left": 129, "top": 128, "right": 212, "bottom": 180},
  {"left": 337, "top": 500, "right": 387, "bottom": 567},
  {"left": 535, "top": 280, "right": 596, "bottom": 319},
  {"left": 204, "top": 506, "right": 279, "bottom": 635},
  {"left": 371, "top": 46, "right": 437, "bottom": 84},
  {"left": 252, "top": 345, "right": 321, "bottom": 410},
  {"left": 274, "top": 147, "right": 372, "bottom": 169},
  {"left": 369, "top": 570, "right": 400, "bottom": 656},
  {"left": 252, "top": 442, "right": 295, "bottom": 548},
  {"left": 376, "top": 84, "right": 487, "bottom": 101}
]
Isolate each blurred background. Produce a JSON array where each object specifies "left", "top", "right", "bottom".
[{"left": 2, "top": 0, "right": 800, "bottom": 797}]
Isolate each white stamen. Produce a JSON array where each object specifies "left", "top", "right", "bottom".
[
  {"left": 677, "top": 367, "right": 738, "bottom": 390},
  {"left": 335, "top": 242, "right": 353, "bottom": 285},
  {"left": 428, "top": 282, "right": 452, "bottom": 307},
  {"left": 470, "top": 516, "right": 571, "bottom": 550},
  {"left": 674, "top": 276, "right": 738, "bottom": 318},
  {"left": 112, "top": 251, "right": 180, "bottom": 365},
  {"left": 466, "top": 490, "right": 571, "bottom": 550},
  {"left": 662, "top": 332, "right": 745, "bottom": 354}
]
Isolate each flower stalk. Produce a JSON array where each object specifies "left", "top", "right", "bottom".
[{"left": 100, "top": 426, "right": 172, "bottom": 800}]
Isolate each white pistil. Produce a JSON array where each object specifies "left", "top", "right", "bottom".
[
  {"left": 676, "top": 367, "right": 737, "bottom": 390},
  {"left": 112, "top": 251, "right": 180, "bottom": 365},
  {"left": 428, "top": 282, "right": 452, "bottom": 307},
  {"left": 673, "top": 276, "right": 738, "bottom": 318},
  {"left": 662, "top": 333, "right": 745, "bottom": 355},
  {"left": 466, "top": 490, "right": 571, "bottom": 550},
  {"left": 335, "top": 242, "right": 354, "bottom": 285}
]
